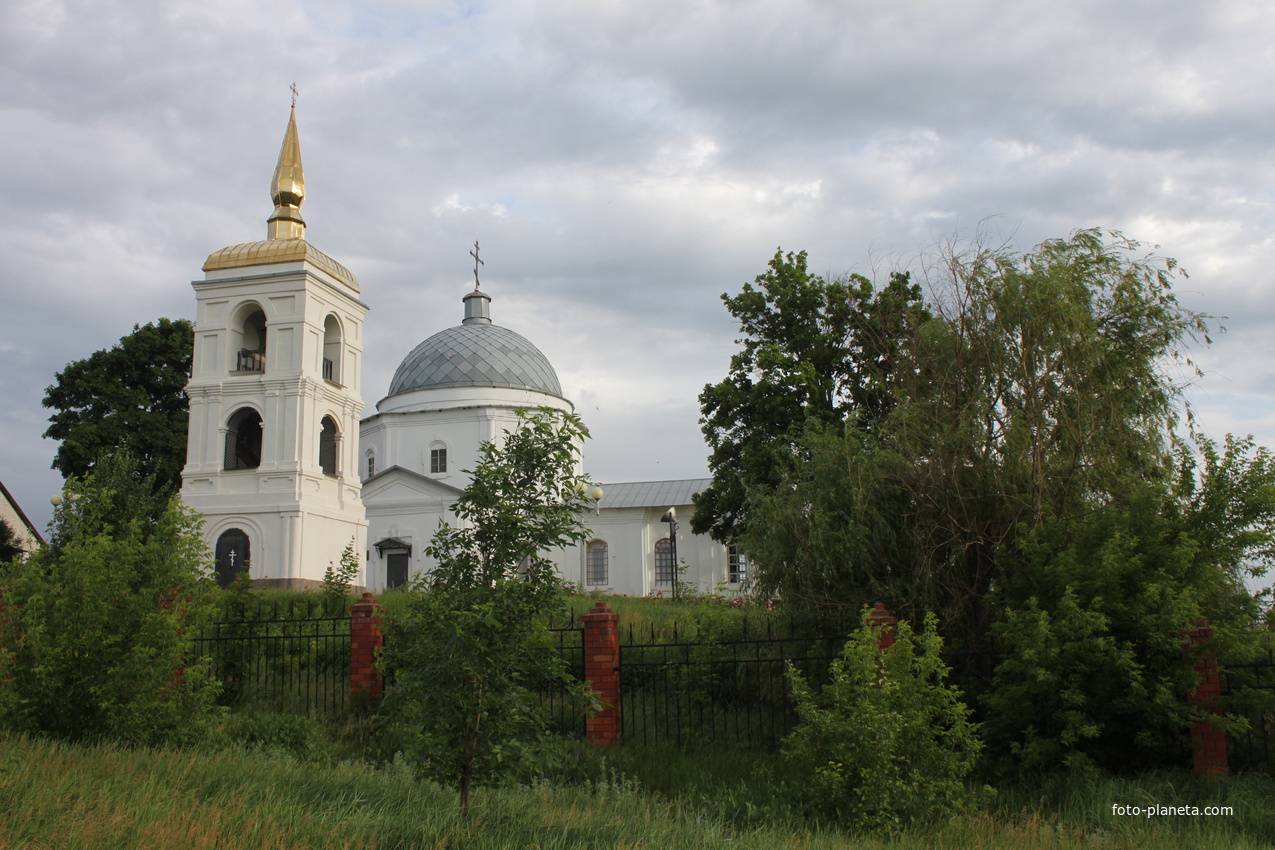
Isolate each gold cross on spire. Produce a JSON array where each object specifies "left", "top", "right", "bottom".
[{"left": 470, "top": 240, "right": 484, "bottom": 290}]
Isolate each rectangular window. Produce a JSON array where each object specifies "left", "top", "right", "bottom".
[
  {"left": 430, "top": 448, "right": 447, "bottom": 474},
  {"left": 728, "top": 545, "right": 748, "bottom": 585},
  {"left": 366, "top": 455, "right": 376, "bottom": 479}
]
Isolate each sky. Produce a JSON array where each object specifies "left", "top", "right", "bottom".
[{"left": 2, "top": 0, "right": 1274, "bottom": 560}]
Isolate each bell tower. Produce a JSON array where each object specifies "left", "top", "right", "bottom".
[{"left": 181, "top": 103, "right": 369, "bottom": 588}]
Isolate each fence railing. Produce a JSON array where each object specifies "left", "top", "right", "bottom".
[
  {"left": 195, "top": 611, "right": 351, "bottom": 716},
  {"left": 545, "top": 625, "right": 586, "bottom": 738},
  {"left": 619, "top": 629, "right": 843, "bottom": 746},
  {"left": 195, "top": 601, "right": 849, "bottom": 743},
  {"left": 1222, "top": 645, "right": 1275, "bottom": 772},
  {"left": 194, "top": 599, "right": 1265, "bottom": 773}
]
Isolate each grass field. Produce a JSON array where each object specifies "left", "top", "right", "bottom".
[{"left": 2, "top": 732, "right": 1271, "bottom": 849}]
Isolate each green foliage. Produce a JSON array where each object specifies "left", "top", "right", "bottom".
[
  {"left": 694, "top": 248, "right": 929, "bottom": 544},
  {"left": 0, "top": 519, "right": 24, "bottom": 565},
  {"left": 0, "top": 452, "right": 219, "bottom": 747},
  {"left": 985, "top": 588, "right": 1158, "bottom": 774},
  {"left": 742, "top": 231, "right": 1212, "bottom": 634},
  {"left": 728, "top": 231, "right": 1275, "bottom": 771},
  {"left": 983, "top": 433, "right": 1275, "bottom": 772},
  {"left": 322, "top": 538, "right": 361, "bottom": 597},
  {"left": 783, "top": 610, "right": 983, "bottom": 831},
  {"left": 42, "top": 318, "right": 193, "bottom": 496},
  {"left": 381, "top": 407, "right": 599, "bottom": 815}
]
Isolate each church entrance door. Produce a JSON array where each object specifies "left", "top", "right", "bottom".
[
  {"left": 215, "top": 528, "right": 251, "bottom": 587},
  {"left": 386, "top": 552, "right": 409, "bottom": 589}
]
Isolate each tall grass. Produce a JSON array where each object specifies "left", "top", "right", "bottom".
[{"left": 3, "top": 733, "right": 1271, "bottom": 849}]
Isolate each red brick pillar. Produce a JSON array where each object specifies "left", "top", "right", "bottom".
[
  {"left": 1182, "top": 621, "right": 1227, "bottom": 777},
  {"left": 868, "top": 602, "right": 898, "bottom": 651},
  {"left": 350, "top": 592, "right": 384, "bottom": 703},
  {"left": 583, "top": 601, "right": 620, "bottom": 746}
]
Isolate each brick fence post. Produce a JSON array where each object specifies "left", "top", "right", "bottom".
[
  {"left": 350, "top": 592, "right": 384, "bottom": 704},
  {"left": 583, "top": 601, "right": 620, "bottom": 746},
  {"left": 868, "top": 602, "right": 898, "bottom": 651},
  {"left": 1182, "top": 620, "right": 1228, "bottom": 777}
]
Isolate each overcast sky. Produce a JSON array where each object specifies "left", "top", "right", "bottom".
[{"left": 3, "top": 1, "right": 1274, "bottom": 558}]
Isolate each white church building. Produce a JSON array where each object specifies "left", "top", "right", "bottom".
[{"left": 180, "top": 108, "right": 748, "bottom": 598}]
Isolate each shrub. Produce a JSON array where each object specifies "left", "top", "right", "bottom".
[
  {"left": 782, "top": 609, "right": 982, "bottom": 831},
  {"left": 0, "top": 452, "right": 220, "bottom": 746},
  {"left": 322, "top": 538, "right": 360, "bottom": 597}
]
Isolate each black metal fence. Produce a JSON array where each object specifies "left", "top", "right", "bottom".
[
  {"left": 544, "top": 624, "right": 585, "bottom": 737},
  {"left": 1222, "top": 647, "right": 1275, "bottom": 772},
  {"left": 618, "top": 620, "right": 844, "bottom": 747},
  {"left": 195, "top": 602, "right": 351, "bottom": 717}
]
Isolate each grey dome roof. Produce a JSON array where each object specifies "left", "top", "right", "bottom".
[{"left": 387, "top": 322, "right": 563, "bottom": 398}]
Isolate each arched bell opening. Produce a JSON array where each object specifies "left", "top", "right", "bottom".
[
  {"left": 224, "top": 408, "right": 263, "bottom": 470},
  {"left": 319, "top": 415, "right": 340, "bottom": 476},
  {"left": 322, "top": 314, "right": 343, "bottom": 384},
  {"left": 231, "top": 305, "right": 268, "bottom": 373}
]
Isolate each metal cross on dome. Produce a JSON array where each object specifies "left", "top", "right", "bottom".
[{"left": 470, "top": 240, "right": 484, "bottom": 290}]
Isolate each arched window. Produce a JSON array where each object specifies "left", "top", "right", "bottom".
[
  {"left": 322, "top": 314, "right": 342, "bottom": 384},
  {"left": 234, "top": 307, "right": 267, "bottom": 372},
  {"left": 365, "top": 451, "right": 376, "bottom": 479},
  {"left": 319, "top": 415, "right": 339, "bottom": 475},
  {"left": 587, "top": 539, "right": 608, "bottom": 586},
  {"left": 429, "top": 442, "right": 447, "bottom": 475},
  {"left": 214, "top": 528, "right": 250, "bottom": 588},
  {"left": 654, "top": 538, "right": 674, "bottom": 588},
  {"left": 224, "top": 408, "right": 263, "bottom": 469}
]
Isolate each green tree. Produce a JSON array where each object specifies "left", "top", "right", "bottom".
[
  {"left": 735, "top": 230, "right": 1275, "bottom": 770},
  {"left": 380, "top": 408, "right": 598, "bottom": 816},
  {"left": 0, "top": 451, "right": 219, "bottom": 746},
  {"left": 693, "top": 249, "right": 929, "bottom": 544},
  {"left": 742, "top": 231, "right": 1213, "bottom": 639},
  {"left": 43, "top": 318, "right": 193, "bottom": 497}
]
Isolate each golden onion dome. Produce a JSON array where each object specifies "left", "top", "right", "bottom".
[{"left": 201, "top": 102, "right": 358, "bottom": 292}]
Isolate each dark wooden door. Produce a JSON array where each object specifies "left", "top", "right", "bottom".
[{"left": 215, "top": 528, "right": 250, "bottom": 587}]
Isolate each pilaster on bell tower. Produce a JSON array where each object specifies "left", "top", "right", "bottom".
[{"left": 181, "top": 94, "right": 369, "bottom": 589}]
